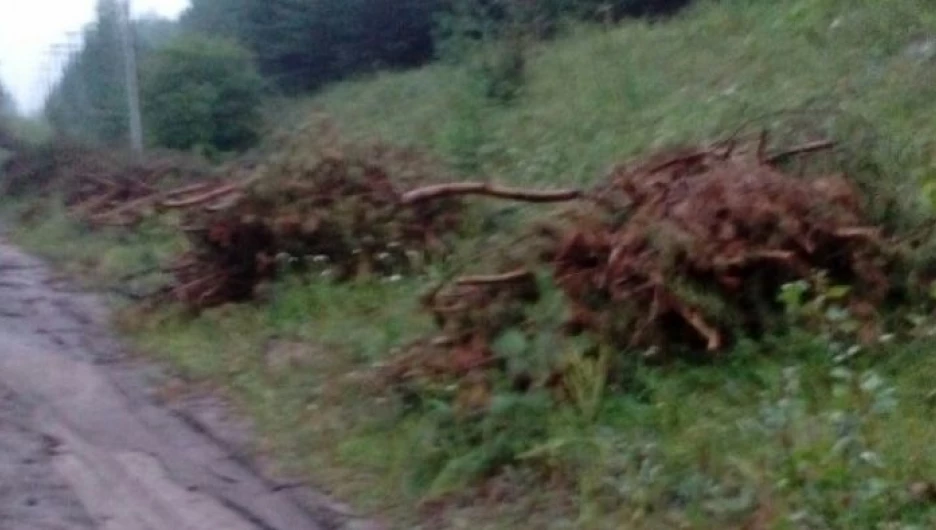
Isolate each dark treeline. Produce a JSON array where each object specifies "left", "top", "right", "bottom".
[
  {"left": 181, "top": 0, "right": 693, "bottom": 93},
  {"left": 182, "top": 0, "right": 437, "bottom": 94},
  {"left": 44, "top": 0, "right": 693, "bottom": 150}
]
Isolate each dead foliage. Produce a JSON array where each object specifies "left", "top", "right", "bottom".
[
  {"left": 385, "top": 269, "right": 540, "bottom": 382},
  {"left": 1, "top": 140, "right": 212, "bottom": 227},
  {"left": 67, "top": 157, "right": 216, "bottom": 227},
  {"left": 1, "top": 139, "right": 97, "bottom": 196},
  {"left": 392, "top": 133, "right": 897, "bottom": 397},
  {"left": 158, "top": 118, "right": 572, "bottom": 309},
  {"left": 156, "top": 116, "right": 587, "bottom": 309},
  {"left": 544, "top": 135, "right": 888, "bottom": 353}
]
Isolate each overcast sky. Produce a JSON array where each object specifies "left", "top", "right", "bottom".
[{"left": 0, "top": 0, "right": 190, "bottom": 115}]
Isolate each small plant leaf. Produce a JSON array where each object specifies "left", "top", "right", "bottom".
[
  {"left": 826, "top": 285, "right": 852, "bottom": 300},
  {"left": 493, "top": 328, "right": 528, "bottom": 358}
]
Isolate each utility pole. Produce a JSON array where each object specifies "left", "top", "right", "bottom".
[{"left": 117, "top": 0, "right": 144, "bottom": 156}]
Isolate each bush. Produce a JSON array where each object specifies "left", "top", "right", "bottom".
[{"left": 141, "top": 34, "right": 265, "bottom": 154}]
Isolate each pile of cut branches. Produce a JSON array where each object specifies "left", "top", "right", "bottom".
[
  {"left": 402, "top": 134, "right": 895, "bottom": 393},
  {"left": 68, "top": 166, "right": 199, "bottom": 228},
  {"left": 159, "top": 117, "right": 581, "bottom": 309},
  {"left": 545, "top": 136, "right": 888, "bottom": 353},
  {"left": 1, "top": 140, "right": 103, "bottom": 196},
  {"left": 160, "top": 119, "right": 467, "bottom": 308},
  {"left": 1, "top": 140, "right": 212, "bottom": 227}
]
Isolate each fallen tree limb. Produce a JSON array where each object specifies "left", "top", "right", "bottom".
[
  {"left": 402, "top": 182, "right": 581, "bottom": 205},
  {"left": 89, "top": 195, "right": 157, "bottom": 218},
  {"left": 204, "top": 192, "right": 247, "bottom": 212},
  {"left": 162, "top": 181, "right": 219, "bottom": 198},
  {"left": 454, "top": 268, "right": 535, "bottom": 286},
  {"left": 835, "top": 226, "right": 881, "bottom": 240},
  {"left": 677, "top": 305, "right": 722, "bottom": 352},
  {"left": 69, "top": 189, "right": 123, "bottom": 215},
  {"left": 766, "top": 139, "right": 835, "bottom": 163},
  {"left": 161, "top": 183, "right": 244, "bottom": 209}
]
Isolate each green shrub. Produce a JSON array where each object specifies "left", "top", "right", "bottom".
[{"left": 141, "top": 33, "right": 265, "bottom": 154}]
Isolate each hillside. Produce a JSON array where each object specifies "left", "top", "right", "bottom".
[{"left": 308, "top": 0, "right": 936, "bottom": 192}]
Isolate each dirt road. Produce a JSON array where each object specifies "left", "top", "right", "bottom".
[{"left": 0, "top": 240, "right": 368, "bottom": 530}]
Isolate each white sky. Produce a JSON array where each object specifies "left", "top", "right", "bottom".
[{"left": 0, "top": 0, "right": 190, "bottom": 115}]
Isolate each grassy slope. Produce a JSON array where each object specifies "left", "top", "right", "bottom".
[
  {"left": 9, "top": 0, "right": 936, "bottom": 528},
  {"left": 309, "top": 0, "right": 936, "bottom": 190}
]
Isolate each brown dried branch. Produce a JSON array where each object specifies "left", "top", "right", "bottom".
[
  {"left": 712, "top": 249, "right": 796, "bottom": 269},
  {"left": 161, "top": 183, "right": 244, "bottom": 209},
  {"left": 401, "top": 182, "right": 581, "bottom": 205},
  {"left": 163, "top": 181, "right": 219, "bottom": 199},
  {"left": 89, "top": 195, "right": 157, "bottom": 219},
  {"left": 675, "top": 305, "right": 722, "bottom": 352},
  {"left": 454, "top": 268, "right": 535, "bottom": 286},
  {"left": 766, "top": 139, "right": 835, "bottom": 163},
  {"left": 756, "top": 129, "right": 769, "bottom": 164},
  {"left": 835, "top": 227, "right": 881, "bottom": 240}
]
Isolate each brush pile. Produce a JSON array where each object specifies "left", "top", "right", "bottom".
[
  {"left": 1, "top": 140, "right": 102, "bottom": 196},
  {"left": 1, "top": 140, "right": 212, "bottom": 227},
  {"left": 161, "top": 118, "right": 469, "bottom": 308},
  {"left": 545, "top": 137, "right": 888, "bottom": 353},
  {"left": 408, "top": 134, "right": 894, "bottom": 388},
  {"left": 69, "top": 157, "right": 216, "bottom": 227}
]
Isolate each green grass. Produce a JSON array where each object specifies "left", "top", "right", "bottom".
[
  {"left": 308, "top": 0, "right": 936, "bottom": 194},
  {"left": 2, "top": 201, "right": 183, "bottom": 290},
  {"left": 8, "top": 0, "right": 936, "bottom": 528}
]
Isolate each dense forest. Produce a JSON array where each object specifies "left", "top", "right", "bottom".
[{"left": 44, "top": 0, "right": 693, "bottom": 151}]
